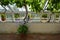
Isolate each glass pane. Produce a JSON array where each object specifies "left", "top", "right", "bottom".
[
  {"left": 14, "top": 13, "right": 20, "bottom": 18},
  {"left": 20, "top": 13, "right": 25, "bottom": 19},
  {"left": 31, "top": 13, "right": 40, "bottom": 19},
  {"left": 6, "top": 13, "right": 13, "bottom": 22},
  {"left": 14, "top": 13, "right": 20, "bottom": 22}
]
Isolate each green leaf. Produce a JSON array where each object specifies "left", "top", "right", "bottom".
[{"left": 17, "top": 24, "right": 28, "bottom": 34}]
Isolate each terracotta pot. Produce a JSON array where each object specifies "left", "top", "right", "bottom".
[{"left": 1, "top": 18, "right": 6, "bottom": 21}]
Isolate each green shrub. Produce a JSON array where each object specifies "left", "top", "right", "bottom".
[{"left": 17, "top": 24, "right": 28, "bottom": 34}]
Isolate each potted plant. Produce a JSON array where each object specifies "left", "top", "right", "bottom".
[
  {"left": 17, "top": 24, "right": 28, "bottom": 40},
  {"left": 14, "top": 13, "right": 20, "bottom": 19},
  {"left": 42, "top": 14, "right": 47, "bottom": 18},
  {"left": 1, "top": 13, "right": 6, "bottom": 21},
  {"left": 56, "top": 14, "right": 59, "bottom": 18},
  {"left": 41, "top": 14, "right": 48, "bottom": 23},
  {"left": 14, "top": 13, "right": 20, "bottom": 22}
]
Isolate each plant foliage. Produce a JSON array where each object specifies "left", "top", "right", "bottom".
[
  {"left": 47, "top": 0, "right": 60, "bottom": 12},
  {"left": 17, "top": 24, "right": 28, "bottom": 34}
]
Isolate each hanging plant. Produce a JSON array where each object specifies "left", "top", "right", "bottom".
[{"left": 1, "top": 13, "right": 6, "bottom": 21}]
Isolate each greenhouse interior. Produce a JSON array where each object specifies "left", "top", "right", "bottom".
[{"left": 0, "top": 0, "right": 60, "bottom": 40}]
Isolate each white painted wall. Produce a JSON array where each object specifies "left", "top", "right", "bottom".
[
  {"left": 28, "top": 23, "right": 60, "bottom": 34},
  {"left": 0, "top": 23, "right": 60, "bottom": 34}
]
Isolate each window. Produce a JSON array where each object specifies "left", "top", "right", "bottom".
[
  {"left": 30, "top": 13, "right": 40, "bottom": 22},
  {"left": 14, "top": 13, "right": 20, "bottom": 22},
  {"left": 6, "top": 13, "right": 13, "bottom": 22}
]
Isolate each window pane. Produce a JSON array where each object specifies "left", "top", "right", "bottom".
[
  {"left": 6, "top": 13, "right": 13, "bottom": 22},
  {"left": 14, "top": 13, "right": 20, "bottom": 22}
]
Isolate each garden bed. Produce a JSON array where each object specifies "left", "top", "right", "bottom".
[{"left": 0, "top": 33, "right": 60, "bottom": 40}]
